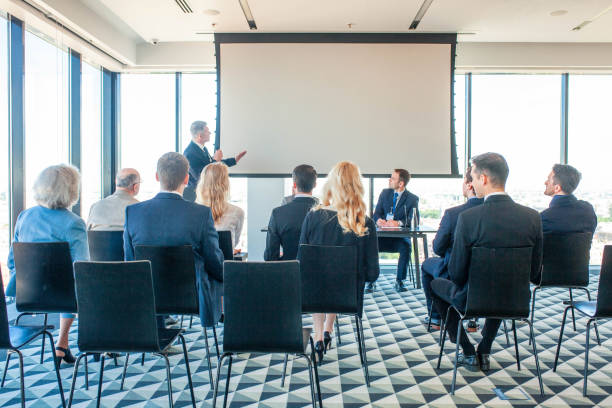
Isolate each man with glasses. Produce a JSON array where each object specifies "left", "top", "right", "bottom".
[{"left": 87, "top": 168, "right": 141, "bottom": 231}]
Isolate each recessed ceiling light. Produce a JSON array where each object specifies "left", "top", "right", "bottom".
[
  {"left": 204, "top": 9, "right": 220, "bottom": 16},
  {"left": 550, "top": 10, "right": 568, "bottom": 17}
]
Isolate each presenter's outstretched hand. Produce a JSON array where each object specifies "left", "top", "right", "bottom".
[
  {"left": 235, "top": 150, "right": 247, "bottom": 162},
  {"left": 213, "top": 149, "right": 223, "bottom": 161}
]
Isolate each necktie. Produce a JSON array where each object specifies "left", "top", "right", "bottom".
[{"left": 392, "top": 192, "right": 399, "bottom": 214}]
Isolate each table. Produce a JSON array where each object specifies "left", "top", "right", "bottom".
[{"left": 376, "top": 226, "right": 438, "bottom": 289}]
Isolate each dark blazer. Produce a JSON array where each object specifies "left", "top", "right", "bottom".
[
  {"left": 123, "top": 192, "right": 225, "bottom": 326},
  {"left": 298, "top": 209, "right": 380, "bottom": 313},
  {"left": 447, "top": 194, "right": 543, "bottom": 308},
  {"left": 430, "top": 197, "right": 484, "bottom": 278},
  {"left": 373, "top": 188, "right": 419, "bottom": 226},
  {"left": 541, "top": 194, "right": 597, "bottom": 234},
  {"left": 183, "top": 141, "right": 237, "bottom": 189},
  {"left": 264, "top": 196, "right": 318, "bottom": 261}
]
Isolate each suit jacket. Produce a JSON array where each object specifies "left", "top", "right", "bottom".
[
  {"left": 541, "top": 194, "right": 597, "bottom": 234},
  {"left": 430, "top": 197, "right": 484, "bottom": 278},
  {"left": 123, "top": 192, "right": 224, "bottom": 326},
  {"left": 373, "top": 188, "right": 419, "bottom": 226},
  {"left": 183, "top": 141, "right": 237, "bottom": 189},
  {"left": 264, "top": 196, "right": 318, "bottom": 261},
  {"left": 298, "top": 209, "right": 380, "bottom": 314},
  {"left": 447, "top": 194, "right": 543, "bottom": 309},
  {"left": 87, "top": 190, "right": 139, "bottom": 231}
]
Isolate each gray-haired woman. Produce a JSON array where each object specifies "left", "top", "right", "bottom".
[{"left": 6, "top": 164, "right": 89, "bottom": 365}]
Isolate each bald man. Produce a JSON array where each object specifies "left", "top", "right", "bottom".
[{"left": 87, "top": 168, "right": 141, "bottom": 231}]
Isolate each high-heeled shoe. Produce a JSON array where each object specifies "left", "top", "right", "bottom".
[
  {"left": 323, "top": 331, "right": 332, "bottom": 354},
  {"left": 314, "top": 340, "right": 324, "bottom": 366},
  {"left": 55, "top": 346, "right": 76, "bottom": 365}
]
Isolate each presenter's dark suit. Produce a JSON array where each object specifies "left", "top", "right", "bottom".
[
  {"left": 541, "top": 194, "right": 597, "bottom": 234},
  {"left": 124, "top": 192, "right": 225, "bottom": 327},
  {"left": 373, "top": 188, "right": 419, "bottom": 281},
  {"left": 264, "top": 196, "right": 318, "bottom": 261},
  {"left": 183, "top": 141, "right": 237, "bottom": 201},
  {"left": 298, "top": 209, "right": 380, "bottom": 314},
  {"left": 431, "top": 194, "right": 542, "bottom": 355},
  {"left": 421, "top": 197, "right": 483, "bottom": 318}
]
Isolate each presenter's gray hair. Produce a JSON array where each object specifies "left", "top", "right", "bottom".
[
  {"left": 190, "top": 121, "right": 207, "bottom": 137},
  {"left": 116, "top": 172, "right": 140, "bottom": 188},
  {"left": 33, "top": 164, "right": 81, "bottom": 209}
]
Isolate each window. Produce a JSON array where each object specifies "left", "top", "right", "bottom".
[
  {"left": 24, "top": 29, "right": 69, "bottom": 208},
  {"left": 120, "top": 74, "right": 175, "bottom": 200},
  {"left": 568, "top": 75, "right": 612, "bottom": 263},
  {"left": 0, "top": 15, "right": 9, "bottom": 283},
  {"left": 180, "top": 73, "right": 217, "bottom": 152},
  {"left": 80, "top": 61, "right": 102, "bottom": 218}
]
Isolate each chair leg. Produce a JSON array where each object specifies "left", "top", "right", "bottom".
[
  {"left": 281, "top": 354, "right": 289, "bottom": 387},
  {"left": 450, "top": 318, "right": 463, "bottom": 395},
  {"left": 212, "top": 353, "right": 231, "bottom": 408},
  {"left": 212, "top": 325, "right": 221, "bottom": 359},
  {"left": 584, "top": 319, "right": 593, "bottom": 397},
  {"left": 180, "top": 315, "right": 184, "bottom": 328},
  {"left": 159, "top": 354, "right": 174, "bottom": 408},
  {"left": 1, "top": 352, "right": 12, "bottom": 387},
  {"left": 357, "top": 316, "right": 370, "bottom": 387},
  {"left": 223, "top": 355, "right": 233, "bottom": 408},
  {"left": 427, "top": 302, "right": 433, "bottom": 333},
  {"left": 354, "top": 316, "right": 364, "bottom": 365},
  {"left": 512, "top": 320, "right": 520, "bottom": 370},
  {"left": 503, "top": 320, "right": 510, "bottom": 346},
  {"left": 40, "top": 314, "right": 48, "bottom": 364},
  {"left": 120, "top": 353, "right": 129, "bottom": 391},
  {"left": 179, "top": 334, "right": 197, "bottom": 408},
  {"left": 96, "top": 354, "right": 105, "bottom": 408},
  {"left": 189, "top": 316, "right": 193, "bottom": 329},
  {"left": 553, "top": 305, "right": 572, "bottom": 372},
  {"left": 524, "top": 319, "right": 544, "bottom": 397},
  {"left": 437, "top": 307, "right": 451, "bottom": 369},
  {"left": 45, "top": 331, "right": 66, "bottom": 408},
  {"left": 529, "top": 287, "right": 538, "bottom": 345},
  {"left": 593, "top": 320, "right": 601, "bottom": 347},
  {"left": 68, "top": 354, "right": 85, "bottom": 408},
  {"left": 204, "top": 327, "right": 214, "bottom": 385},
  {"left": 84, "top": 353, "right": 89, "bottom": 390},
  {"left": 13, "top": 351, "right": 24, "bottom": 408},
  {"left": 300, "top": 353, "right": 317, "bottom": 408},
  {"left": 309, "top": 336, "right": 323, "bottom": 408},
  {"left": 569, "top": 289, "right": 577, "bottom": 331},
  {"left": 141, "top": 353, "right": 145, "bottom": 366},
  {"left": 335, "top": 315, "right": 341, "bottom": 345}
]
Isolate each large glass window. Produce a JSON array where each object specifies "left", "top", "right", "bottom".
[
  {"left": 80, "top": 61, "right": 102, "bottom": 218},
  {"left": 0, "top": 15, "right": 9, "bottom": 283},
  {"left": 180, "top": 73, "right": 217, "bottom": 152},
  {"left": 120, "top": 74, "right": 175, "bottom": 200},
  {"left": 568, "top": 75, "right": 612, "bottom": 263},
  {"left": 471, "top": 74, "right": 561, "bottom": 209},
  {"left": 24, "top": 29, "right": 69, "bottom": 208}
]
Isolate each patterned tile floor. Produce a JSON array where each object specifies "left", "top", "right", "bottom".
[{"left": 0, "top": 266, "right": 611, "bottom": 407}]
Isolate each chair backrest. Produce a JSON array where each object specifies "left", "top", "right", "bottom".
[
  {"left": 217, "top": 230, "right": 234, "bottom": 261},
  {"left": 13, "top": 242, "right": 77, "bottom": 314},
  {"left": 297, "top": 244, "right": 359, "bottom": 314},
  {"left": 465, "top": 246, "right": 533, "bottom": 319},
  {"left": 223, "top": 261, "right": 303, "bottom": 354},
  {"left": 134, "top": 245, "right": 199, "bottom": 316},
  {"left": 0, "top": 270, "right": 12, "bottom": 349},
  {"left": 74, "top": 261, "right": 160, "bottom": 353},
  {"left": 87, "top": 230, "right": 124, "bottom": 261},
  {"left": 596, "top": 245, "right": 612, "bottom": 317},
  {"left": 540, "top": 232, "right": 592, "bottom": 287}
]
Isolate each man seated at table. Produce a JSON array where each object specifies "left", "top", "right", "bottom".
[
  {"left": 421, "top": 166, "right": 483, "bottom": 329},
  {"left": 372, "top": 168, "right": 419, "bottom": 293}
]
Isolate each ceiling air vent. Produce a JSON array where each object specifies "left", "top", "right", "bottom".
[{"left": 174, "top": 0, "right": 193, "bottom": 13}]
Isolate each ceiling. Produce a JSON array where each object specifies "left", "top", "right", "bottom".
[{"left": 86, "top": 0, "right": 612, "bottom": 44}]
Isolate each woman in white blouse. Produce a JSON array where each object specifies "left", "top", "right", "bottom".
[{"left": 197, "top": 162, "right": 244, "bottom": 251}]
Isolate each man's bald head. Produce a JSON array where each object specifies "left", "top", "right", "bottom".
[{"left": 116, "top": 168, "right": 141, "bottom": 196}]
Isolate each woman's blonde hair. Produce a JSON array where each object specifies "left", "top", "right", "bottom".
[
  {"left": 196, "top": 162, "right": 229, "bottom": 222},
  {"left": 318, "top": 161, "right": 369, "bottom": 237}
]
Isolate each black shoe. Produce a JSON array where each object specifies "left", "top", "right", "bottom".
[
  {"left": 314, "top": 340, "right": 324, "bottom": 366},
  {"left": 365, "top": 282, "right": 375, "bottom": 293},
  {"left": 456, "top": 352, "right": 480, "bottom": 372},
  {"left": 323, "top": 331, "right": 332, "bottom": 354},
  {"left": 466, "top": 319, "right": 480, "bottom": 333},
  {"left": 55, "top": 346, "right": 76, "bottom": 365},
  {"left": 425, "top": 316, "right": 441, "bottom": 330},
  {"left": 478, "top": 353, "right": 491, "bottom": 372},
  {"left": 394, "top": 280, "right": 408, "bottom": 292}
]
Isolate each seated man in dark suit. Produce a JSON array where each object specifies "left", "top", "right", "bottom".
[
  {"left": 372, "top": 169, "right": 419, "bottom": 293},
  {"left": 542, "top": 164, "right": 597, "bottom": 234},
  {"left": 421, "top": 166, "right": 483, "bottom": 329},
  {"left": 183, "top": 120, "right": 246, "bottom": 201},
  {"left": 431, "top": 152, "right": 543, "bottom": 372},
  {"left": 124, "top": 152, "right": 225, "bottom": 330},
  {"left": 265, "top": 164, "right": 318, "bottom": 260}
]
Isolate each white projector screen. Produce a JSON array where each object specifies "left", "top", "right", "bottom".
[{"left": 216, "top": 35, "right": 457, "bottom": 176}]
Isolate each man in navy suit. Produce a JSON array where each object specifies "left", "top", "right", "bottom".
[
  {"left": 421, "top": 166, "right": 483, "bottom": 328},
  {"left": 372, "top": 169, "right": 419, "bottom": 292},
  {"left": 182, "top": 121, "right": 247, "bottom": 201},
  {"left": 541, "top": 164, "right": 597, "bottom": 234},
  {"left": 124, "top": 152, "right": 225, "bottom": 330}
]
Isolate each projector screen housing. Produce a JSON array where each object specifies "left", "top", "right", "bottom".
[{"left": 215, "top": 33, "right": 458, "bottom": 177}]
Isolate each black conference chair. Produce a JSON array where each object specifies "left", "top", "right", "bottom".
[
  {"left": 436, "top": 247, "right": 544, "bottom": 397},
  {"left": 530, "top": 232, "right": 596, "bottom": 344},
  {"left": 134, "top": 245, "right": 219, "bottom": 385},
  {"left": 218, "top": 230, "right": 234, "bottom": 261},
  {"left": 12, "top": 242, "right": 77, "bottom": 365},
  {"left": 213, "top": 261, "right": 320, "bottom": 408},
  {"left": 0, "top": 271, "right": 66, "bottom": 408},
  {"left": 553, "top": 245, "right": 612, "bottom": 396},
  {"left": 68, "top": 261, "right": 196, "bottom": 408},
  {"left": 286, "top": 244, "right": 370, "bottom": 388},
  {"left": 87, "top": 230, "right": 124, "bottom": 261}
]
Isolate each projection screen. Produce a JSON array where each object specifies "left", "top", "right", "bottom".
[{"left": 215, "top": 33, "right": 458, "bottom": 176}]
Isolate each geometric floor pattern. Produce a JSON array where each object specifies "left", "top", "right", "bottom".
[{"left": 1, "top": 266, "right": 611, "bottom": 407}]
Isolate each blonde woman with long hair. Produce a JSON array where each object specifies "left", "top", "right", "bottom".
[
  {"left": 298, "top": 161, "right": 380, "bottom": 364},
  {"left": 196, "top": 162, "right": 244, "bottom": 250}
]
